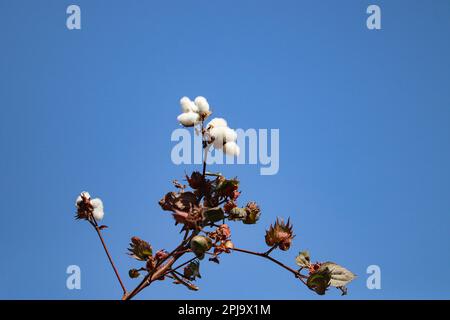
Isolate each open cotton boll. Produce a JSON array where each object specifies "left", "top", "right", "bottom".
[
  {"left": 210, "top": 126, "right": 228, "bottom": 149},
  {"left": 177, "top": 112, "right": 200, "bottom": 127},
  {"left": 223, "top": 127, "right": 237, "bottom": 142},
  {"left": 91, "top": 198, "right": 104, "bottom": 221},
  {"left": 190, "top": 100, "right": 199, "bottom": 113},
  {"left": 207, "top": 117, "right": 227, "bottom": 129},
  {"left": 180, "top": 97, "right": 193, "bottom": 113},
  {"left": 76, "top": 191, "right": 91, "bottom": 207},
  {"left": 194, "top": 96, "right": 210, "bottom": 113},
  {"left": 210, "top": 126, "right": 237, "bottom": 149},
  {"left": 223, "top": 141, "right": 240, "bottom": 157}
]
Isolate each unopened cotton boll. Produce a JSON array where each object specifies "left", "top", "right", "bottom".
[
  {"left": 91, "top": 198, "right": 104, "bottom": 221},
  {"left": 180, "top": 97, "right": 193, "bottom": 113},
  {"left": 177, "top": 112, "right": 200, "bottom": 127},
  {"left": 194, "top": 96, "right": 210, "bottom": 113},
  {"left": 223, "top": 141, "right": 240, "bottom": 157},
  {"left": 207, "top": 117, "right": 227, "bottom": 129}
]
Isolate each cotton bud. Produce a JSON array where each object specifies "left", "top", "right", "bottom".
[
  {"left": 223, "top": 141, "right": 240, "bottom": 156},
  {"left": 129, "top": 269, "right": 140, "bottom": 279},
  {"left": 91, "top": 198, "right": 104, "bottom": 221},
  {"left": 207, "top": 117, "right": 227, "bottom": 129},
  {"left": 177, "top": 112, "right": 200, "bottom": 127},
  {"left": 265, "top": 218, "right": 295, "bottom": 251},
  {"left": 194, "top": 96, "right": 210, "bottom": 113},
  {"left": 243, "top": 201, "right": 261, "bottom": 224}
]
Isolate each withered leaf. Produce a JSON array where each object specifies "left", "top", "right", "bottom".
[
  {"left": 295, "top": 251, "right": 311, "bottom": 268},
  {"left": 318, "top": 262, "right": 356, "bottom": 288},
  {"left": 159, "top": 191, "right": 197, "bottom": 212}
]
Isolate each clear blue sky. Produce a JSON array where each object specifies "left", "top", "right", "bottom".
[{"left": 0, "top": 0, "right": 449, "bottom": 299}]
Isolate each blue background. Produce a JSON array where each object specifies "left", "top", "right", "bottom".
[{"left": 0, "top": 0, "right": 449, "bottom": 299}]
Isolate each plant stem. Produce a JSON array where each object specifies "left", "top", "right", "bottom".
[
  {"left": 168, "top": 256, "right": 197, "bottom": 274},
  {"left": 202, "top": 144, "right": 211, "bottom": 177},
  {"left": 170, "top": 271, "right": 199, "bottom": 291},
  {"left": 123, "top": 252, "right": 185, "bottom": 300},
  {"left": 89, "top": 220, "right": 127, "bottom": 295},
  {"left": 263, "top": 245, "right": 278, "bottom": 256},
  {"left": 231, "top": 247, "right": 308, "bottom": 285}
]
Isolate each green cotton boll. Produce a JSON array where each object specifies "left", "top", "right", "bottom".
[
  {"left": 128, "top": 269, "right": 140, "bottom": 279},
  {"left": 229, "top": 207, "right": 247, "bottom": 221},
  {"left": 190, "top": 236, "right": 212, "bottom": 259}
]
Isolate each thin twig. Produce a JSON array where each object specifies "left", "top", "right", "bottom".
[
  {"left": 202, "top": 145, "right": 210, "bottom": 177},
  {"left": 167, "top": 256, "right": 198, "bottom": 274},
  {"left": 263, "top": 245, "right": 278, "bottom": 256},
  {"left": 170, "top": 271, "right": 199, "bottom": 291},
  {"left": 89, "top": 219, "right": 127, "bottom": 295},
  {"left": 231, "top": 247, "right": 308, "bottom": 285}
]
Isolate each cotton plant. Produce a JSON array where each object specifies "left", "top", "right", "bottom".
[{"left": 73, "top": 96, "right": 355, "bottom": 300}]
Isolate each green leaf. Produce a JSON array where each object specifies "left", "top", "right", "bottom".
[
  {"left": 318, "top": 262, "right": 356, "bottom": 287},
  {"left": 306, "top": 269, "right": 331, "bottom": 295},
  {"left": 203, "top": 207, "right": 225, "bottom": 223},
  {"left": 295, "top": 251, "right": 311, "bottom": 268}
]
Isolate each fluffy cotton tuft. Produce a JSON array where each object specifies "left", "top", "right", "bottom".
[
  {"left": 194, "top": 96, "right": 210, "bottom": 113},
  {"left": 210, "top": 126, "right": 228, "bottom": 149},
  {"left": 223, "top": 141, "right": 240, "bottom": 157},
  {"left": 180, "top": 97, "right": 199, "bottom": 113},
  {"left": 177, "top": 112, "right": 200, "bottom": 127},
  {"left": 180, "top": 97, "right": 193, "bottom": 113},
  {"left": 223, "top": 127, "right": 237, "bottom": 142},
  {"left": 210, "top": 126, "right": 237, "bottom": 149},
  {"left": 207, "top": 118, "right": 227, "bottom": 129},
  {"left": 76, "top": 191, "right": 91, "bottom": 207},
  {"left": 91, "top": 198, "right": 104, "bottom": 221}
]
